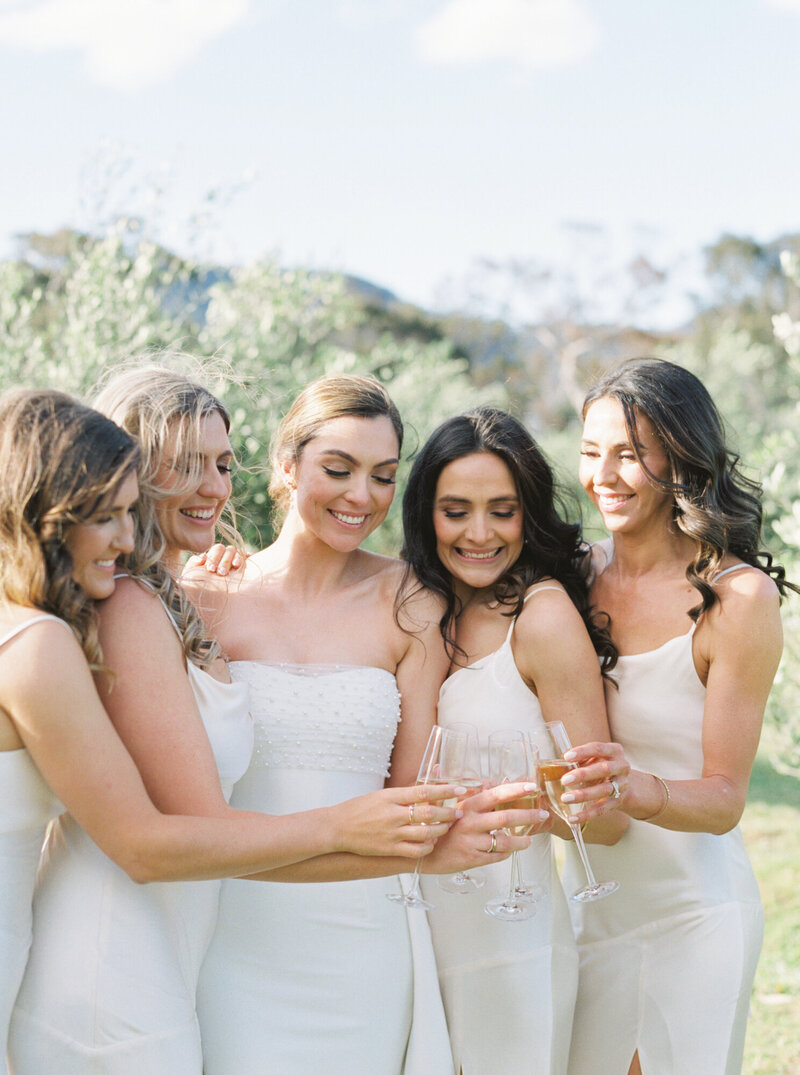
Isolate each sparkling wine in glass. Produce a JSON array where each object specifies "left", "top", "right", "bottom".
[
  {"left": 537, "top": 720, "right": 619, "bottom": 903},
  {"left": 387, "top": 725, "right": 467, "bottom": 910},
  {"left": 438, "top": 722, "right": 486, "bottom": 894},
  {"left": 484, "top": 730, "right": 539, "bottom": 922}
]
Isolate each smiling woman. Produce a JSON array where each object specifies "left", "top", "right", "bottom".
[
  {"left": 401, "top": 407, "right": 626, "bottom": 1075},
  {"left": 562, "top": 358, "right": 798, "bottom": 1075},
  {"left": 63, "top": 472, "right": 138, "bottom": 600},
  {"left": 432, "top": 450, "right": 524, "bottom": 588},
  {"left": 185, "top": 376, "right": 534, "bottom": 1075}
]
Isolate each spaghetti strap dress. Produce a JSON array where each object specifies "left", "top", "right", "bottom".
[
  {"left": 0, "top": 616, "right": 65, "bottom": 1075},
  {"left": 8, "top": 597, "right": 253, "bottom": 1074},
  {"left": 565, "top": 546, "right": 764, "bottom": 1075},
  {"left": 197, "top": 661, "right": 454, "bottom": 1075},
  {"left": 420, "top": 588, "right": 579, "bottom": 1075}
]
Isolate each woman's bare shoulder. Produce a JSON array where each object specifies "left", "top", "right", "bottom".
[
  {"left": 97, "top": 574, "right": 162, "bottom": 624},
  {"left": 515, "top": 581, "right": 583, "bottom": 644}
]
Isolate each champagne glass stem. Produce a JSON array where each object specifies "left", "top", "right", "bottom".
[
  {"left": 406, "top": 861, "right": 423, "bottom": 899},
  {"left": 507, "top": 852, "right": 519, "bottom": 903},
  {"left": 569, "top": 823, "right": 599, "bottom": 887}
]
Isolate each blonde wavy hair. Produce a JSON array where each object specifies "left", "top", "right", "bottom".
[
  {"left": 0, "top": 387, "right": 139, "bottom": 669},
  {"left": 269, "top": 374, "right": 403, "bottom": 522},
  {"left": 94, "top": 365, "right": 240, "bottom": 669}
]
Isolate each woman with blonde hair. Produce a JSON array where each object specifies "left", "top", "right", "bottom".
[
  {"left": 189, "top": 374, "right": 536, "bottom": 1074},
  {"left": 8, "top": 371, "right": 523, "bottom": 1074}
]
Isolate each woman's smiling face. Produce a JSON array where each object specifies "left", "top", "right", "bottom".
[
  {"left": 579, "top": 396, "right": 673, "bottom": 538},
  {"left": 286, "top": 414, "right": 400, "bottom": 551},
  {"left": 433, "top": 451, "right": 524, "bottom": 594},
  {"left": 156, "top": 410, "right": 234, "bottom": 561},
  {"left": 64, "top": 470, "right": 139, "bottom": 600}
]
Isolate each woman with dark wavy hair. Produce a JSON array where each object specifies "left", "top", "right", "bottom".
[
  {"left": 402, "top": 406, "right": 628, "bottom": 1075},
  {"left": 562, "top": 357, "right": 794, "bottom": 1075}
]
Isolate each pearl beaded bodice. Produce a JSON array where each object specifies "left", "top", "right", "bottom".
[{"left": 228, "top": 663, "right": 401, "bottom": 778}]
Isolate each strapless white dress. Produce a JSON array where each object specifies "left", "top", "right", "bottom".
[
  {"left": 420, "top": 593, "right": 579, "bottom": 1074},
  {"left": 0, "top": 616, "right": 65, "bottom": 1075},
  {"left": 8, "top": 646, "right": 253, "bottom": 1073},
  {"left": 197, "top": 662, "right": 453, "bottom": 1075}
]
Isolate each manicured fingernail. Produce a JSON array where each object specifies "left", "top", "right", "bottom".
[
  {"left": 233, "top": 556, "right": 242, "bottom": 566},
  {"left": 561, "top": 792, "right": 576, "bottom": 803},
  {"left": 561, "top": 772, "right": 576, "bottom": 785},
  {"left": 219, "top": 568, "right": 227, "bottom": 576},
  {"left": 523, "top": 782, "right": 537, "bottom": 791},
  {"left": 536, "top": 810, "right": 549, "bottom": 822},
  {"left": 564, "top": 750, "right": 577, "bottom": 760},
  {"left": 455, "top": 809, "right": 464, "bottom": 819}
]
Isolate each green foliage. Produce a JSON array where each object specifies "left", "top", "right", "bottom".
[
  {"left": 659, "top": 254, "right": 800, "bottom": 775},
  {"left": 0, "top": 231, "right": 504, "bottom": 554}
]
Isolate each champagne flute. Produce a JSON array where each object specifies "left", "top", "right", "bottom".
[
  {"left": 484, "top": 730, "right": 540, "bottom": 922},
  {"left": 438, "top": 722, "right": 486, "bottom": 894},
  {"left": 509, "top": 731, "right": 545, "bottom": 904},
  {"left": 537, "top": 720, "right": 619, "bottom": 903},
  {"left": 387, "top": 725, "right": 467, "bottom": 910}
]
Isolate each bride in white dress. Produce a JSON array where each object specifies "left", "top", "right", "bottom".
[
  {"left": 190, "top": 376, "right": 538, "bottom": 1075},
  {"left": 6, "top": 373, "right": 475, "bottom": 1075},
  {"left": 401, "top": 408, "right": 627, "bottom": 1074}
]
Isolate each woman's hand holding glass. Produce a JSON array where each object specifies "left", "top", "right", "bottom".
[
  {"left": 536, "top": 721, "right": 620, "bottom": 902},
  {"left": 420, "top": 780, "right": 545, "bottom": 877},
  {"left": 387, "top": 725, "right": 471, "bottom": 909},
  {"left": 329, "top": 783, "right": 465, "bottom": 859},
  {"left": 558, "top": 739, "right": 631, "bottom": 819}
]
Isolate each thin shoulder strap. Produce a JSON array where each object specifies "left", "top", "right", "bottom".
[
  {"left": 0, "top": 614, "right": 72, "bottom": 651},
  {"left": 504, "top": 585, "right": 565, "bottom": 643},
  {"left": 713, "top": 563, "right": 751, "bottom": 583}
]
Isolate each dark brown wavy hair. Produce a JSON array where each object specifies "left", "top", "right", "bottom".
[
  {"left": 0, "top": 387, "right": 139, "bottom": 668},
  {"left": 583, "top": 357, "right": 798, "bottom": 618},
  {"left": 401, "top": 406, "right": 617, "bottom": 673}
]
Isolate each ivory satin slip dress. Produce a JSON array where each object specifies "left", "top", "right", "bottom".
[
  {"left": 565, "top": 547, "right": 764, "bottom": 1075},
  {"left": 420, "top": 587, "right": 579, "bottom": 1075},
  {"left": 8, "top": 598, "right": 253, "bottom": 1074},
  {"left": 0, "top": 616, "right": 64, "bottom": 1075}
]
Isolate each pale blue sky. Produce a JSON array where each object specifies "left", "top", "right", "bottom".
[{"left": 2, "top": 0, "right": 799, "bottom": 324}]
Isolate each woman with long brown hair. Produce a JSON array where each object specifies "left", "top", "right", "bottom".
[{"left": 563, "top": 358, "right": 794, "bottom": 1074}]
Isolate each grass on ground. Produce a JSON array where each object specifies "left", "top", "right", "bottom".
[{"left": 741, "top": 753, "right": 800, "bottom": 1074}]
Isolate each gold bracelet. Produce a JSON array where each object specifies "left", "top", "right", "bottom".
[{"left": 640, "top": 772, "right": 670, "bottom": 821}]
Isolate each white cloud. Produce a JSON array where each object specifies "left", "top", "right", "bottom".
[
  {"left": 336, "top": 0, "right": 412, "bottom": 28},
  {"left": 0, "top": 0, "right": 252, "bottom": 91},
  {"left": 416, "top": 0, "right": 598, "bottom": 69}
]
